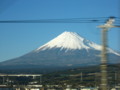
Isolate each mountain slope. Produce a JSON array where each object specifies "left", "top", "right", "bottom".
[
  {"left": 0, "top": 31, "right": 120, "bottom": 70},
  {"left": 35, "top": 31, "right": 119, "bottom": 55}
]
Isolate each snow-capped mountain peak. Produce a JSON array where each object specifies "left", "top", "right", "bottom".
[
  {"left": 35, "top": 31, "right": 120, "bottom": 56},
  {"left": 36, "top": 31, "right": 101, "bottom": 51}
]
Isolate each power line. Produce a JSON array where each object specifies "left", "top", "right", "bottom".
[
  {"left": 0, "top": 17, "right": 118, "bottom": 23},
  {"left": 0, "top": 20, "right": 104, "bottom": 23},
  {"left": 0, "top": 17, "right": 119, "bottom": 25}
]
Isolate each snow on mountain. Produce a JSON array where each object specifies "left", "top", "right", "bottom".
[
  {"left": 35, "top": 31, "right": 120, "bottom": 56},
  {"left": 36, "top": 31, "right": 100, "bottom": 50}
]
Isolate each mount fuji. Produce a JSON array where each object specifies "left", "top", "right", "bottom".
[{"left": 0, "top": 31, "right": 120, "bottom": 70}]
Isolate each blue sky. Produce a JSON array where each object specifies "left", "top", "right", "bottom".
[{"left": 0, "top": 0, "right": 120, "bottom": 62}]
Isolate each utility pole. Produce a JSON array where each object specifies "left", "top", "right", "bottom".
[
  {"left": 98, "top": 17, "right": 120, "bottom": 90},
  {"left": 101, "top": 27, "right": 108, "bottom": 90},
  {"left": 81, "top": 72, "right": 83, "bottom": 82},
  {"left": 115, "top": 71, "right": 117, "bottom": 87}
]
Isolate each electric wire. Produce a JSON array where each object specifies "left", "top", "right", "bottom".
[
  {"left": 0, "top": 17, "right": 119, "bottom": 24},
  {"left": 0, "top": 17, "right": 119, "bottom": 26}
]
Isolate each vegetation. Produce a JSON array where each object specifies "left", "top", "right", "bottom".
[
  {"left": 0, "top": 64, "right": 120, "bottom": 88},
  {"left": 42, "top": 64, "right": 120, "bottom": 88}
]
